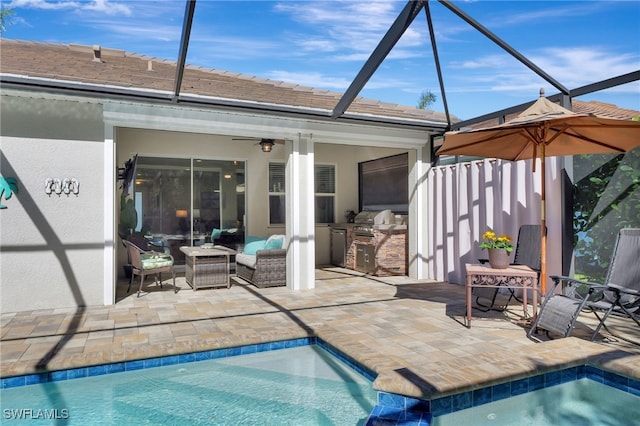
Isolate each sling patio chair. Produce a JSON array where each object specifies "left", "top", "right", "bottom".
[
  {"left": 475, "top": 224, "right": 542, "bottom": 311},
  {"left": 123, "top": 239, "right": 177, "bottom": 297},
  {"left": 528, "top": 228, "right": 640, "bottom": 342}
]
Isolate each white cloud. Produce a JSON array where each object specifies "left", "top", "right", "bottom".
[
  {"left": 443, "top": 44, "right": 640, "bottom": 101},
  {"left": 9, "top": 0, "right": 80, "bottom": 10},
  {"left": 275, "top": 0, "right": 403, "bottom": 58},
  {"left": 450, "top": 54, "right": 512, "bottom": 70},
  {"left": 297, "top": 39, "right": 337, "bottom": 53},
  {"left": 83, "top": 0, "right": 132, "bottom": 16},
  {"left": 530, "top": 47, "right": 639, "bottom": 87},
  {"left": 9, "top": 0, "right": 132, "bottom": 16}
]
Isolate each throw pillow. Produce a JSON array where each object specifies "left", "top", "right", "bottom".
[
  {"left": 265, "top": 235, "right": 284, "bottom": 250},
  {"left": 211, "top": 228, "right": 222, "bottom": 240},
  {"left": 243, "top": 240, "right": 266, "bottom": 255}
]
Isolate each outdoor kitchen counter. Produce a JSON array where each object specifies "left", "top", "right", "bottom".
[{"left": 372, "top": 224, "right": 407, "bottom": 231}]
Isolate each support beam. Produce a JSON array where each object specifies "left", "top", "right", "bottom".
[
  {"left": 424, "top": 1, "right": 452, "bottom": 129},
  {"left": 331, "top": 0, "right": 425, "bottom": 119},
  {"left": 437, "top": 0, "right": 570, "bottom": 95},
  {"left": 570, "top": 70, "right": 640, "bottom": 97},
  {"left": 172, "top": 0, "right": 196, "bottom": 103},
  {"left": 104, "top": 125, "right": 115, "bottom": 305}
]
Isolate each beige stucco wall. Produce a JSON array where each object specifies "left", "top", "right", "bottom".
[{"left": 1, "top": 95, "right": 106, "bottom": 312}]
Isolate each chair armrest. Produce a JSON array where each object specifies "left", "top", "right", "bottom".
[
  {"left": 549, "top": 275, "right": 608, "bottom": 300},
  {"left": 255, "top": 249, "right": 287, "bottom": 258},
  {"left": 607, "top": 283, "right": 640, "bottom": 297},
  {"left": 550, "top": 275, "right": 604, "bottom": 288}
]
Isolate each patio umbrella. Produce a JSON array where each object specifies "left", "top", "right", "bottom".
[{"left": 438, "top": 90, "right": 640, "bottom": 294}]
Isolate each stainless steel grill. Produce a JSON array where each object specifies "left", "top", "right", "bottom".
[
  {"left": 353, "top": 210, "right": 395, "bottom": 236},
  {"left": 353, "top": 225, "right": 374, "bottom": 237}
]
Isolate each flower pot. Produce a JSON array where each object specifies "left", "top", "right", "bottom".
[{"left": 488, "top": 248, "right": 509, "bottom": 269}]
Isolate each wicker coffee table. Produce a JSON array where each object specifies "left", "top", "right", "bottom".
[{"left": 180, "top": 246, "right": 236, "bottom": 290}]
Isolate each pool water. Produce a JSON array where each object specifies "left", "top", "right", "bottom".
[
  {"left": 0, "top": 345, "right": 376, "bottom": 425},
  {"left": 432, "top": 378, "right": 638, "bottom": 426}
]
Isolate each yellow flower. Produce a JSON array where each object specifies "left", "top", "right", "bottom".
[
  {"left": 480, "top": 230, "right": 514, "bottom": 253},
  {"left": 482, "top": 231, "right": 496, "bottom": 240}
]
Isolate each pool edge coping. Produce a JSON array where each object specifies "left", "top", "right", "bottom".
[
  {"left": 368, "top": 365, "right": 640, "bottom": 425},
  {"left": 2, "top": 335, "right": 639, "bottom": 426},
  {"left": 0, "top": 337, "right": 377, "bottom": 389}
]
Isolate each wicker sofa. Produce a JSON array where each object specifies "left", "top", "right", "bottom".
[{"left": 235, "top": 235, "right": 286, "bottom": 288}]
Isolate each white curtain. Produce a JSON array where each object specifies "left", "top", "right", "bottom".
[{"left": 427, "top": 158, "right": 542, "bottom": 284}]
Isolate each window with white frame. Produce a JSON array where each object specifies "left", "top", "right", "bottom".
[
  {"left": 315, "top": 164, "right": 335, "bottom": 224},
  {"left": 267, "top": 162, "right": 336, "bottom": 225},
  {"left": 268, "top": 163, "right": 286, "bottom": 225}
]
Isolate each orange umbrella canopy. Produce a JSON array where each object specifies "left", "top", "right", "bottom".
[
  {"left": 439, "top": 92, "right": 640, "bottom": 293},
  {"left": 440, "top": 95, "right": 640, "bottom": 161}
]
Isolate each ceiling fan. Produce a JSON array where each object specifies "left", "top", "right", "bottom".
[{"left": 232, "top": 137, "right": 285, "bottom": 152}]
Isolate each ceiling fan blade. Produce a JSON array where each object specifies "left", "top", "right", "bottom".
[{"left": 231, "top": 138, "right": 286, "bottom": 144}]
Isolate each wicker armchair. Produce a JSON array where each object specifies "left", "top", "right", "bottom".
[
  {"left": 236, "top": 235, "right": 287, "bottom": 288},
  {"left": 236, "top": 248, "right": 286, "bottom": 288}
]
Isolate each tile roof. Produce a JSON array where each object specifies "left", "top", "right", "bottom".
[
  {"left": 572, "top": 100, "right": 639, "bottom": 120},
  {"left": 465, "top": 99, "right": 639, "bottom": 131},
  {"left": 0, "top": 39, "right": 450, "bottom": 124}
]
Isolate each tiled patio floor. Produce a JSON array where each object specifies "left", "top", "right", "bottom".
[{"left": 1, "top": 267, "right": 639, "bottom": 400}]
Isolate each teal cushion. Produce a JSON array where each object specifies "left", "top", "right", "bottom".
[
  {"left": 264, "top": 236, "right": 283, "bottom": 250},
  {"left": 243, "top": 240, "right": 266, "bottom": 255},
  {"left": 245, "top": 235, "right": 264, "bottom": 244},
  {"left": 211, "top": 228, "right": 222, "bottom": 240}
]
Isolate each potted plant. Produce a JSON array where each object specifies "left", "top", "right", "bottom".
[
  {"left": 119, "top": 194, "right": 138, "bottom": 238},
  {"left": 480, "top": 230, "right": 513, "bottom": 269},
  {"left": 119, "top": 194, "right": 138, "bottom": 278}
]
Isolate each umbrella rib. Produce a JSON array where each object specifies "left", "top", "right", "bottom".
[
  {"left": 440, "top": 129, "right": 525, "bottom": 152},
  {"left": 517, "top": 128, "right": 541, "bottom": 160},
  {"left": 549, "top": 123, "right": 630, "bottom": 152}
]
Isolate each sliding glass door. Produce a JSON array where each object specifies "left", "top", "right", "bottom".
[{"left": 133, "top": 156, "right": 245, "bottom": 264}]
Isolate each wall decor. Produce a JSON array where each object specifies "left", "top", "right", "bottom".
[
  {"left": 45, "top": 178, "right": 79, "bottom": 196},
  {"left": 0, "top": 176, "right": 19, "bottom": 209}
]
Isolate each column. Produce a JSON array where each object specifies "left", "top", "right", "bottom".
[{"left": 286, "top": 134, "right": 315, "bottom": 290}]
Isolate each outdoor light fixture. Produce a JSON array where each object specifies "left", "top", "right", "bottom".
[
  {"left": 259, "top": 139, "right": 274, "bottom": 152},
  {"left": 175, "top": 209, "right": 188, "bottom": 218}
]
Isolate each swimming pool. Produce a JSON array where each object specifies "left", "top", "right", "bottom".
[
  {"left": 432, "top": 378, "right": 639, "bottom": 425},
  {"left": 0, "top": 339, "right": 377, "bottom": 425},
  {"left": 368, "top": 365, "right": 640, "bottom": 425}
]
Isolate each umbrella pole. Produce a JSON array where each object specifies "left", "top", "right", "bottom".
[{"left": 540, "top": 145, "right": 547, "bottom": 296}]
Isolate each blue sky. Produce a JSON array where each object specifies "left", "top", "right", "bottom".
[{"left": 3, "top": 0, "right": 639, "bottom": 120}]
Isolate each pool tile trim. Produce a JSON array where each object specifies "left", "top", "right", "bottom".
[
  {"left": 2, "top": 338, "right": 638, "bottom": 426},
  {"left": 0, "top": 337, "right": 377, "bottom": 390},
  {"left": 366, "top": 365, "right": 640, "bottom": 425}
]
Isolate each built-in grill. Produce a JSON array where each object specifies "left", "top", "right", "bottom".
[{"left": 353, "top": 210, "right": 395, "bottom": 236}]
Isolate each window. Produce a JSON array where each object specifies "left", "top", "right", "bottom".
[
  {"left": 268, "top": 163, "right": 286, "bottom": 225},
  {"left": 131, "top": 156, "right": 246, "bottom": 264},
  {"left": 268, "top": 162, "right": 336, "bottom": 225},
  {"left": 315, "top": 164, "right": 335, "bottom": 224}
]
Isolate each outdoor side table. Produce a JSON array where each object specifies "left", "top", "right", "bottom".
[
  {"left": 465, "top": 263, "right": 538, "bottom": 328},
  {"left": 180, "top": 246, "right": 236, "bottom": 291}
]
